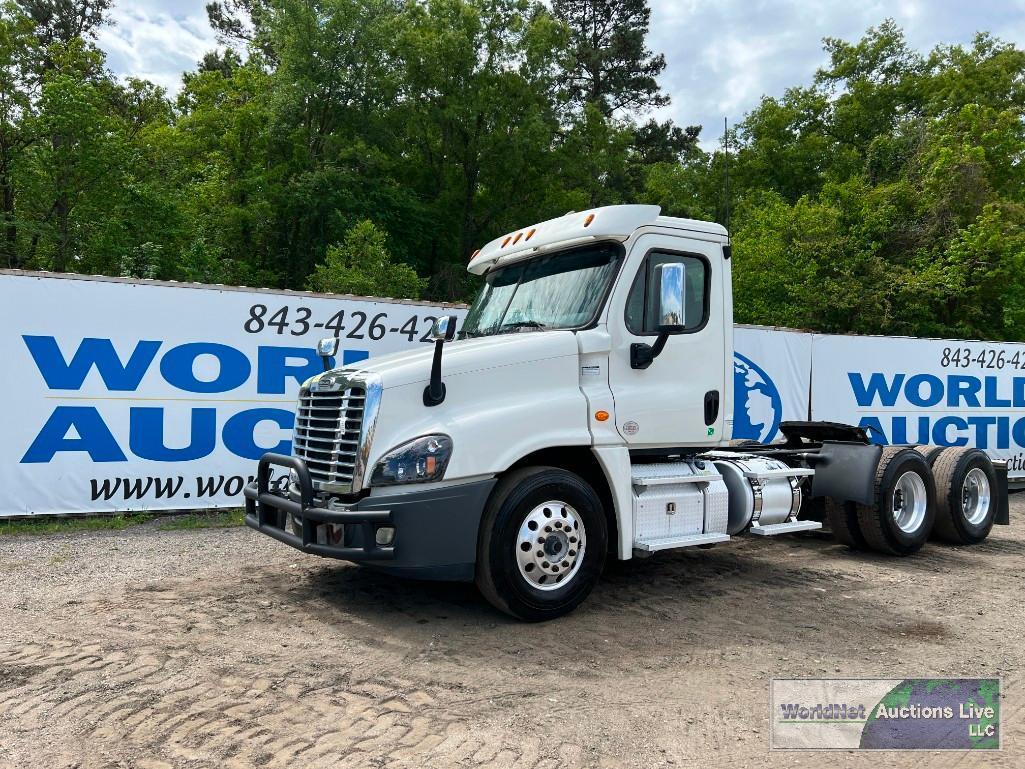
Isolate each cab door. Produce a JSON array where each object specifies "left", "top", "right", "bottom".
[{"left": 606, "top": 231, "right": 727, "bottom": 448}]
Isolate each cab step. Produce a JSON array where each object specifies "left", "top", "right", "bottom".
[
  {"left": 633, "top": 532, "right": 731, "bottom": 552},
  {"left": 748, "top": 520, "right": 823, "bottom": 536}
]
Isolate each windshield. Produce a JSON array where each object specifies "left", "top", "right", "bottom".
[{"left": 461, "top": 244, "right": 622, "bottom": 337}]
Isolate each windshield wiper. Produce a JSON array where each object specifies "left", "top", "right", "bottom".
[{"left": 498, "top": 320, "right": 547, "bottom": 332}]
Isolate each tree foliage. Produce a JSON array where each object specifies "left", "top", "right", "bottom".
[
  {"left": 716, "top": 22, "right": 1025, "bottom": 340},
  {"left": 308, "top": 219, "right": 426, "bottom": 299},
  {"left": 551, "top": 0, "right": 668, "bottom": 116},
  {"left": 0, "top": 2, "right": 1022, "bottom": 341}
]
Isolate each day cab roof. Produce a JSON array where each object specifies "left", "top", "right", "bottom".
[{"left": 466, "top": 204, "right": 728, "bottom": 275}]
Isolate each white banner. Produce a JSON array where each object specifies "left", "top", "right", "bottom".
[
  {"left": 811, "top": 334, "right": 1025, "bottom": 477},
  {"left": 0, "top": 273, "right": 466, "bottom": 516},
  {"left": 4, "top": 272, "right": 1020, "bottom": 517},
  {"left": 732, "top": 326, "right": 812, "bottom": 443}
]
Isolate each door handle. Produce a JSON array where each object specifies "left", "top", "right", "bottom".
[{"left": 704, "top": 390, "right": 720, "bottom": 426}]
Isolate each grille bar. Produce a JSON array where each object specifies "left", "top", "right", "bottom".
[{"left": 292, "top": 385, "right": 366, "bottom": 491}]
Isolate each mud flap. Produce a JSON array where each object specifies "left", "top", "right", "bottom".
[
  {"left": 995, "top": 462, "right": 1010, "bottom": 526},
  {"left": 809, "top": 442, "right": 884, "bottom": 507}
]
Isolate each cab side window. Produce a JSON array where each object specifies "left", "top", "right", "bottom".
[{"left": 625, "top": 251, "right": 708, "bottom": 334}]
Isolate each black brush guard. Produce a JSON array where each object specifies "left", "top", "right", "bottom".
[{"left": 243, "top": 453, "right": 395, "bottom": 560}]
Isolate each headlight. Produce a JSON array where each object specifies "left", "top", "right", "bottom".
[{"left": 370, "top": 435, "right": 452, "bottom": 486}]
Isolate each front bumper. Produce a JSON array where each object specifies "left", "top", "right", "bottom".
[{"left": 243, "top": 453, "right": 496, "bottom": 581}]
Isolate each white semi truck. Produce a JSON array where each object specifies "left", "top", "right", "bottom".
[{"left": 244, "top": 205, "right": 1010, "bottom": 620}]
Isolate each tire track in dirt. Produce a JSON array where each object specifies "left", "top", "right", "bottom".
[{"left": 0, "top": 632, "right": 584, "bottom": 768}]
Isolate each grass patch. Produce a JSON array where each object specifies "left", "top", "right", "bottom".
[
  {"left": 0, "top": 514, "right": 152, "bottom": 537},
  {"left": 0, "top": 509, "right": 246, "bottom": 537},
  {"left": 47, "top": 548, "right": 71, "bottom": 566},
  {"left": 158, "top": 509, "right": 245, "bottom": 531}
]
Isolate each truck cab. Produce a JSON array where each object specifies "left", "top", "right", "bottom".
[{"left": 245, "top": 205, "right": 1008, "bottom": 620}]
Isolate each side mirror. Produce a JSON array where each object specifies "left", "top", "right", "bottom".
[
  {"left": 317, "top": 336, "right": 339, "bottom": 371},
  {"left": 429, "top": 315, "right": 458, "bottom": 342},
  {"left": 656, "top": 262, "right": 686, "bottom": 333},
  {"left": 631, "top": 262, "right": 686, "bottom": 370}
]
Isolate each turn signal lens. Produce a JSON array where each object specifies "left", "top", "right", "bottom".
[{"left": 595, "top": 410, "right": 609, "bottom": 422}]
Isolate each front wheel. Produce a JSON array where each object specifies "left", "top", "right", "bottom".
[{"left": 475, "top": 466, "right": 607, "bottom": 621}]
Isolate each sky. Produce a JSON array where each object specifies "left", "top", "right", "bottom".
[{"left": 98, "top": 0, "right": 1025, "bottom": 148}]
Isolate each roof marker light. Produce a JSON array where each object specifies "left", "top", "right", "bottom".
[
  {"left": 512, "top": 232, "right": 523, "bottom": 245},
  {"left": 501, "top": 236, "right": 512, "bottom": 248},
  {"left": 526, "top": 228, "right": 536, "bottom": 240},
  {"left": 469, "top": 249, "right": 480, "bottom": 262},
  {"left": 584, "top": 213, "right": 595, "bottom": 227}
]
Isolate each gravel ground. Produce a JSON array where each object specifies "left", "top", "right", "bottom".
[{"left": 1, "top": 499, "right": 1023, "bottom": 768}]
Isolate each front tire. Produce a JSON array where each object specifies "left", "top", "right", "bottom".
[
  {"left": 476, "top": 466, "right": 607, "bottom": 621},
  {"left": 855, "top": 447, "right": 936, "bottom": 555}
]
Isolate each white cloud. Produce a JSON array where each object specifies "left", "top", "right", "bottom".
[
  {"left": 98, "top": 0, "right": 218, "bottom": 93},
  {"left": 647, "top": 0, "right": 1025, "bottom": 148}
]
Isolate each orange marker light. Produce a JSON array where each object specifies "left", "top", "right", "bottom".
[
  {"left": 526, "top": 228, "right": 536, "bottom": 240},
  {"left": 469, "top": 249, "right": 480, "bottom": 262},
  {"left": 512, "top": 232, "right": 523, "bottom": 244},
  {"left": 594, "top": 410, "right": 609, "bottom": 422},
  {"left": 501, "top": 236, "right": 512, "bottom": 248},
  {"left": 584, "top": 213, "right": 595, "bottom": 227}
]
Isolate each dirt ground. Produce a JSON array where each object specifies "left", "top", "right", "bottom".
[{"left": 1, "top": 499, "right": 1023, "bottom": 769}]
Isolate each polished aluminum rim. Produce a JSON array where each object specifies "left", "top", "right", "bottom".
[
  {"left": 515, "top": 501, "right": 585, "bottom": 591},
  {"left": 962, "top": 467, "right": 991, "bottom": 526},
  {"left": 892, "top": 471, "right": 928, "bottom": 534}
]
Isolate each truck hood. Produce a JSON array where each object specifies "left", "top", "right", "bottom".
[{"left": 324, "top": 330, "right": 580, "bottom": 389}]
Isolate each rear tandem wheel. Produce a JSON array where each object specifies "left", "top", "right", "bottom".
[{"left": 854, "top": 447, "right": 937, "bottom": 556}]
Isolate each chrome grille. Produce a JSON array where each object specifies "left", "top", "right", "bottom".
[{"left": 293, "top": 385, "right": 366, "bottom": 492}]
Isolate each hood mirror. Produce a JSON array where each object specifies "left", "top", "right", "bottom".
[
  {"left": 317, "top": 336, "right": 340, "bottom": 371},
  {"left": 424, "top": 314, "right": 458, "bottom": 406},
  {"left": 429, "top": 315, "right": 457, "bottom": 342}
]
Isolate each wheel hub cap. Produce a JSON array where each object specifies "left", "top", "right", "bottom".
[
  {"left": 515, "top": 501, "right": 586, "bottom": 591},
  {"left": 544, "top": 533, "right": 567, "bottom": 558},
  {"left": 892, "top": 471, "right": 927, "bottom": 534},
  {"left": 962, "top": 467, "right": 991, "bottom": 526}
]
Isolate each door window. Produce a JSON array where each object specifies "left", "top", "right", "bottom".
[{"left": 625, "top": 252, "right": 708, "bottom": 334}]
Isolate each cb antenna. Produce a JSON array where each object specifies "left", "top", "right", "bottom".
[{"left": 723, "top": 116, "right": 731, "bottom": 245}]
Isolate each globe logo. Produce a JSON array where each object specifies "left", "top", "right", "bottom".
[{"left": 733, "top": 352, "right": 783, "bottom": 443}]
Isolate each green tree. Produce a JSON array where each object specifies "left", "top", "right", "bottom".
[
  {"left": 169, "top": 55, "right": 276, "bottom": 285},
  {"left": 0, "top": 3, "right": 38, "bottom": 267},
  {"left": 551, "top": 0, "right": 667, "bottom": 116},
  {"left": 308, "top": 219, "right": 426, "bottom": 299},
  {"left": 391, "top": 0, "right": 573, "bottom": 296}
]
